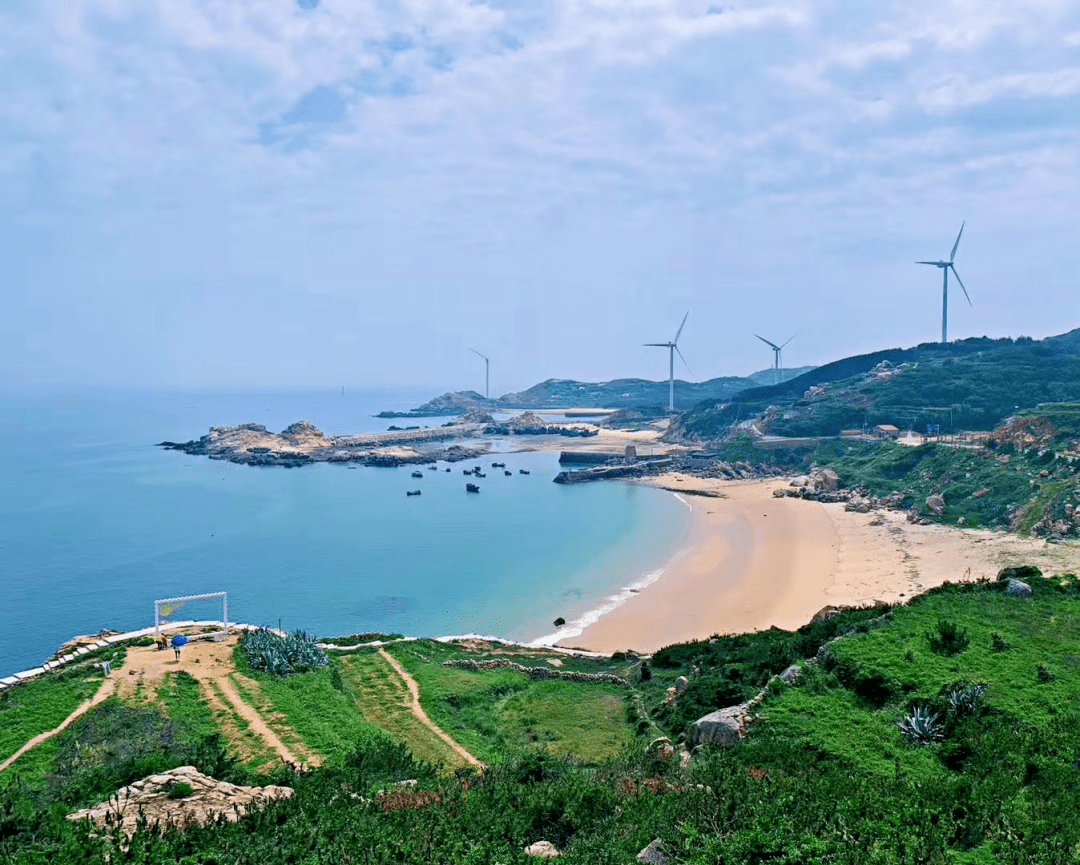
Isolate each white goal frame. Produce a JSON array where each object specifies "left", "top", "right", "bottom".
[{"left": 154, "top": 592, "right": 229, "bottom": 639}]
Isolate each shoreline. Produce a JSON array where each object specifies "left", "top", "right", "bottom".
[{"left": 559, "top": 473, "right": 1080, "bottom": 655}]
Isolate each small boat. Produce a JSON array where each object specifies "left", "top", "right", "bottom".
[
  {"left": 445, "top": 468, "right": 451, "bottom": 472},
  {"left": 519, "top": 469, "right": 530, "bottom": 475},
  {"left": 492, "top": 462, "right": 506, "bottom": 468},
  {"left": 463, "top": 469, "right": 473, "bottom": 475},
  {"left": 466, "top": 483, "right": 480, "bottom": 493},
  {"left": 476, "top": 472, "right": 486, "bottom": 478},
  {"left": 427, "top": 465, "right": 437, "bottom": 470},
  {"left": 504, "top": 470, "right": 512, "bottom": 476},
  {"left": 406, "top": 490, "right": 422, "bottom": 497},
  {"left": 411, "top": 471, "right": 424, "bottom": 478}
]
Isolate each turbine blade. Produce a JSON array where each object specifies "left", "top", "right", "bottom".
[
  {"left": 915, "top": 261, "right": 941, "bottom": 266},
  {"left": 675, "top": 345, "right": 692, "bottom": 374},
  {"left": 469, "top": 347, "right": 488, "bottom": 361},
  {"left": 674, "top": 310, "right": 689, "bottom": 344},
  {"left": 950, "top": 221, "right": 965, "bottom": 262},
  {"left": 643, "top": 343, "right": 669, "bottom": 347},
  {"left": 780, "top": 333, "right": 797, "bottom": 348},
  {"left": 754, "top": 334, "right": 780, "bottom": 351},
  {"left": 950, "top": 265, "right": 972, "bottom": 306}
]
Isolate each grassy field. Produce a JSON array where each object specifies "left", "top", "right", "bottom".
[{"left": 385, "top": 640, "right": 640, "bottom": 764}]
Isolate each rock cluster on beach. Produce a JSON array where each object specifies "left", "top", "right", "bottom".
[{"left": 67, "top": 766, "right": 293, "bottom": 838}]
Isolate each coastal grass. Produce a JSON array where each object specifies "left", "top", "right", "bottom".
[
  {"left": 385, "top": 640, "right": 640, "bottom": 764},
  {"left": 0, "top": 667, "right": 107, "bottom": 769},
  {"left": 231, "top": 647, "right": 390, "bottom": 765},
  {"left": 156, "top": 671, "right": 218, "bottom": 740},
  {"left": 336, "top": 651, "right": 467, "bottom": 769},
  {"left": 202, "top": 679, "right": 280, "bottom": 770}
]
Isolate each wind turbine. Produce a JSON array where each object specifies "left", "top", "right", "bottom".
[
  {"left": 917, "top": 222, "right": 971, "bottom": 344},
  {"left": 645, "top": 311, "right": 690, "bottom": 413},
  {"left": 754, "top": 333, "right": 795, "bottom": 385},
  {"left": 469, "top": 348, "right": 490, "bottom": 399}
]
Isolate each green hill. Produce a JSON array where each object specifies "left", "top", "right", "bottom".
[
  {"left": 6, "top": 573, "right": 1080, "bottom": 861},
  {"left": 674, "top": 329, "right": 1080, "bottom": 441}
]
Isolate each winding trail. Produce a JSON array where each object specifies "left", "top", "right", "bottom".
[
  {"left": 377, "top": 648, "right": 484, "bottom": 768},
  {"left": 0, "top": 677, "right": 117, "bottom": 774},
  {"left": 214, "top": 676, "right": 307, "bottom": 767}
]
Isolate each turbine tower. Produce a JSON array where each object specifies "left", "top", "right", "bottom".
[
  {"left": 917, "top": 222, "right": 971, "bottom": 344},
  {"left": 754, "top": 333, "right": 795, "bottom": 384},
  {"left": 645, "top": 311, "right": 690, "bottom": 413},
  {"left": 469, "top": 348, "right": 490, "bottom": 399}
]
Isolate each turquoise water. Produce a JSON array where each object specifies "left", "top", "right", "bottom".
[{"left": 0, "top": 387, "right": 689, "bottom": 675}]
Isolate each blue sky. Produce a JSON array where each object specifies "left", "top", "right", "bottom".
[{"left": 2, "top": 0, "right": 1078, "bottom": 393}]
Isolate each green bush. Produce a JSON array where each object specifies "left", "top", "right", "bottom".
[
  {"left": 164, "top": 782, "right": 194, "bottom": 799},
  {"left": 990, "top": 632, "right": 1011, "bottom": 652},
  {"left": 927, "top": 619, "right": 970, "bottom": 656}
]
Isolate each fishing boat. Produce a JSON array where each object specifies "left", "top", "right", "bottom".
[
  {"left": 411, "top": 471, "right": 424, "bottom": 478},
  {"left": 519, "top": 469, "right": 530, "bottom": 475},
  {"left": 504, "top": 470, "right": 512, "bottom": 476},
  {"left": 476, "top": 472, "right": 486, "bottom": 478},
  {"left": 406, "top": 490, "right": 422, "bottom": 497},
  {"left": 492, "top": 462, "right": 506, "bottom": 468},
  {"left": 466, "top": 483, "right": 480, "bottom": 493}
]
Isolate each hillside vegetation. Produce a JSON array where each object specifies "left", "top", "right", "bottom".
[
  {"left": 675, "top": 329, "right": 1080, "bottom": 441},
  {"left": 4, "top": 573, "right": 1080, "bottom": 861}
]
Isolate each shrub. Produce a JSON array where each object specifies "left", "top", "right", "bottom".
[
  {"left": 1036, "top": 663, "right": 1056, "bottom": 683},
  {"left": 164, "top": 782, "right": 194, "bottom": 800},
  {"left": 239, "top": 628, "right": 328, "bottom": 677},
  {"left": 990, "top": 632, "right": 1011, "bottom": 652},
  {"left": 927, "top": 619, "right": 970, "bottom": 656},
  {"left": 946, "top": 683, "right": 987, "bottom": 717},
  {"left": 638, "top": 661, "right": 651, "bottom": 682},
  {"left": 330, "top": 665, "right": 344, "bottom": 692},
  {"left": 899, "top": 705, "right": 944, "bottom": 746}
]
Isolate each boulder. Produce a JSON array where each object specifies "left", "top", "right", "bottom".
[
  {"left": 647, "top": 737, "right": 675, "bottom": 760},
  {"left": 637, "top": 838, "right": 668, "bottom": 864},
  {"left": 996, "top": 565, "right": 1042, "bottom": 582},
  {"left": 778, "top": 664, "right": 802, "bottom": 684},
  {"left": 524, "top": 841, "right": 560, "bottom": 858},
  {"left": 925, "top": 493, "right": 945, "bottom": 516},
  {"left": 812, "top": 468, "right": 839, "bottom": 492},
  {"left": 687, "top": 705, "right": 749, "bottom": 748},
  {"left": 790, "top": 476, "right": 810, "bottom": 488},
  {"left": 674, "top": 675, "right": 689, "bottom": 694},
  {"left": 1005, "top": 579, "right": 1033, "bottom": 599}
]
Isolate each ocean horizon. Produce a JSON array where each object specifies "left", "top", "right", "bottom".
[{"left": 0, "top": 386, "right": 690, "bottom": 675}]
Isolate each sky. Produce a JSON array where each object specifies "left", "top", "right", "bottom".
[{"left": 2, "top": 0, "right": 1078, "bottom": 395}]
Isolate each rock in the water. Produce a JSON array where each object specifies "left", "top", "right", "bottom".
[
  {"left": 66, "top": 766, "right": 293, "bottom": 839},
  {"left": 524, "top": 840, "right": 561, "bottom": 858},
  {"left": 1006, "top": 579, "right": 1033, "bottom": 599},
  {"left": 674, "top": 675, "right": 689, "bottom": 694},
  {"left": 687, "top": 705, "right": 748, "bottom": 748},
  {"left": 637, "top": 838, "right": 668, "bottom": 864},
  {"left": 925, "top": 493, "right": 945, "bottom": 516}
]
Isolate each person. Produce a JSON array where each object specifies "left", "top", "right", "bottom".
[
  {"left": 171, "top": 635, "right": 184, "bottom": 661},
  {"left": 101, "top": 660, "right": 111, "bottom": 677}
]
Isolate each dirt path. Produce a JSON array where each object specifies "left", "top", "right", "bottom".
[
  {"left": 115, "top": 636, "right": 314, "bottom": 767},
  {"left": 0, "top": 677, "right": 117, "bottom": 774},
  {"left": 377, "top": 648, "right": 484, "bottom": 768}
]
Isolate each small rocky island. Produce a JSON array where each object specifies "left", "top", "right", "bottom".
[{"left": 159, "top": 413, "right": 599, "bottom": 469}]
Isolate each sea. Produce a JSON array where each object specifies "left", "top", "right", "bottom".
[{"left": 0, "top": 387, "right": 691, "bottom": 676}]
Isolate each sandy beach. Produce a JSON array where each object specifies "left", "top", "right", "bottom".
[{"left": 565, "top": 473, "right": 1080, "bottom": 654}]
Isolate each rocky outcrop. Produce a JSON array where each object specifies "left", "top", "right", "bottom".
[
  {"left": 925, "top": 493, "right": 945, "bottom": 516},
  {"left": 66, "top": 766, "right": 293, "bottom": 838},
  {"left": 160, "top": 422, "right": 486, "bottom": 468},
  {"left": 484, "top": 412, "right": 598, "bottom": 438},
  {"left": 1005, "top": 579, "right": 1033, "bottom": 599},
  {"left": 637, "top": 838, "right": 668, "bottom": 864},
  {"left": 524, "top": 840, "right": 561, "bottom": 858},
  {"left": 377, "top": 390, "right": 491, "bottom": 418}
]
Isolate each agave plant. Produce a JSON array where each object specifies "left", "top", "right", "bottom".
[
  {"left": 241, "top": 628, "right": 328, "bottom": 677},
  {"left": 947, "top": 683, "right": 987, "bottom": 717},
  {"left": 899, "top": 705, "right": 944, "bottom": 745}
]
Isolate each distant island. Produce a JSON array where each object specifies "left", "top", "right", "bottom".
[{"left": 376, "top": 368, "right": 816, "bottom": 417}]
